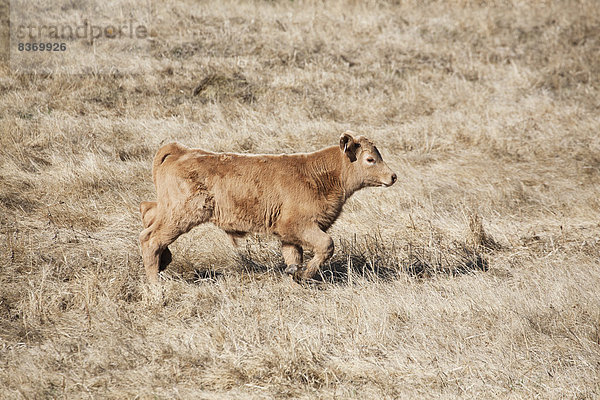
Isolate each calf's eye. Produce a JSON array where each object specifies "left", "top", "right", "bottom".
[{"left": 366, "top": 157, "right": 375, "bottom": 163}]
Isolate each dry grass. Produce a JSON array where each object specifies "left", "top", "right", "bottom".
[{"left": 1, "top": 0, "right": 600, "bottom": 398}]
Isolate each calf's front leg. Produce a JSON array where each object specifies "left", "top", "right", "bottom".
[
  {"left": 282, "top": 242, "right": 303, "bottom": 276},
  {"left": 298, "top": 226, "right": 334, "bottom": 280}
]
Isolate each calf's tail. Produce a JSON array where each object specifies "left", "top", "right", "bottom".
[{"left": 152, "top": 142, "right": 187, "bottom": 186}]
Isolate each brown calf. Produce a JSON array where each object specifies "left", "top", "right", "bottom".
[{"left": 139, "top": 131, "right": 396, "bottom": 283}]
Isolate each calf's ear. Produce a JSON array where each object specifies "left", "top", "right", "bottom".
[{"left": 340, "top": 131, "right": 359, "bottom": 162}]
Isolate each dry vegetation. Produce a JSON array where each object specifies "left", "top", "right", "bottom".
[{"left": 1, "top": 0, "right": 600, "bottom": 398}]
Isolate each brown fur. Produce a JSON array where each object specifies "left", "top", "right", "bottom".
[{"left": 139, "top": 131, "right": 396, "bottom": 282}]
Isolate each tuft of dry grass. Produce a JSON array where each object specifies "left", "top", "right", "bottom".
[{"left": 1, "top": 0, "right": 600, "bottom": 398}]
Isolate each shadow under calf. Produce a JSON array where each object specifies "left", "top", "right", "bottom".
[
  {"left": 313, "top": 238, "right": 491, "bottom": 284},
  {"left": 158, "top": 233, "right": 492, "bottom": 285},
  {"left": 235, "top": 239, "right": 489, "bottom": 285}
]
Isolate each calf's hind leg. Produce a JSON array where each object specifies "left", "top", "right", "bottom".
[
  {"left": 140, "top": 201, "right": 157, "bottom": 228},
  {"left": 139, "top": 220, "right": 183, "bottom": 283},
  {"left": 139, "top": 201, "right": 172, "bottom": 271},
  {"left": 139, "top": 202, "right": 209, "bottom": 283}
]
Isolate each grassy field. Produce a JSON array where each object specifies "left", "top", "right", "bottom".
[{"left": 1, "top": 0, "right": 600, "bottom": 398}]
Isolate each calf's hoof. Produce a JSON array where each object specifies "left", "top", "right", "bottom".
[
  {"left": 284, "top": 264, "right": 299, "bottom": 275},
  {"left": 284, "top": 264, "right": 308, "bottom": 283},
  {"left": 298, "top": 269, "right": 318, "bottom": 282}
]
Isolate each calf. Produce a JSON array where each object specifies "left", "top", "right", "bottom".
[{"left": 139, "top": 131, "right": 396, "bottom": 283}]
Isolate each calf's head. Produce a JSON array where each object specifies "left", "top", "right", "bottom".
[{"left": 340, "top": 131, "right": 397, "bottom": 188}]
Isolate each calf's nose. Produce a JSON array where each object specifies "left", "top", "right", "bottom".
[{"left": 391, "top": 173, "right": 397, "bottom": 184}]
